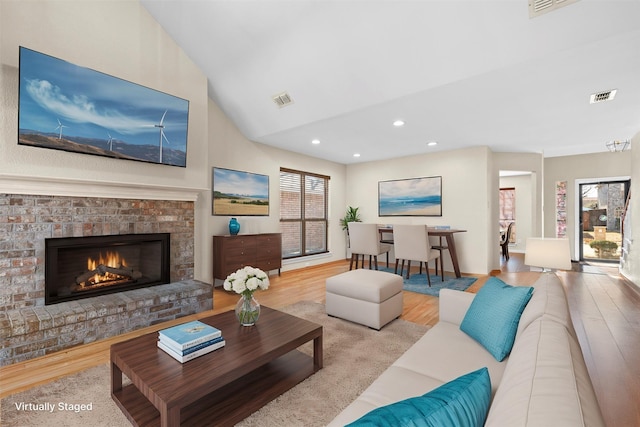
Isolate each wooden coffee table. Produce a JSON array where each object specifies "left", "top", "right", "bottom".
[{"left": 111, "top": 306, "right": 323, "bottom": 427}]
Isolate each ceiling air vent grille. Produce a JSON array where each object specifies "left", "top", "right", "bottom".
[
  {"left": 272, "top": 92, "right": 294, "bottom": 108},
  {"left": 529, "top": 0, "right": 579, "bottom": 18},
  {"left": 590, "top": 89, "right": 617, "bottom": 104}
]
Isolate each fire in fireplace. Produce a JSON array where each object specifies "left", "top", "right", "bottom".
[
  {"left": 77, "top": 251, "right": 142, "bottom": 289},
  {"left": 45, "top": 233, "right": 170, "bottom": 305}
]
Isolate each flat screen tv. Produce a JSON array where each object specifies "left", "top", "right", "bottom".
[{"left": 18, "top": 46, "right": 189, "bottom": 167}]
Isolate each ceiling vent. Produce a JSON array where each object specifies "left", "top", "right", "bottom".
[
  {"left": 529, "top": 0, "right": 579, "bottom": 18},
  {"left": 590, "top": 89, "right": 617, "bottom": 104},
  {"left": 272, "top": 92, "right": 294, "bottom": 108}
]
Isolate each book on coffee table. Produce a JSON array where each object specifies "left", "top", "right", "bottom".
[
  {"left": 159, "top": 335, "right": 225, "bottom": 355},
  {"left": 158, "top": 339, "right": 226, "bottom": 363},
  {"left": 158, "top": 320, "right": 222, "bottom": 351}
]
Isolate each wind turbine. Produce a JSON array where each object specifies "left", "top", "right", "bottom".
[
  {"left": 107, "top": 133, "right": 114, "bottom": 151},
  {"left": 54, "top": 119, "right": 67, "bottom": 140},
  {"left": 154, "top": 110, "right": 170, "bottom": 163}
]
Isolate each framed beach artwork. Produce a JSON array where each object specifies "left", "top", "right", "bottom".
[
  {"left": 18, "top": 46, "right": 190, "bottom": 167},
  {"left": 378, "top": 176, "right": 442, "bottom": 217},
  {"left": 212, "top": 167, "right": 269, "bottom": 216}
]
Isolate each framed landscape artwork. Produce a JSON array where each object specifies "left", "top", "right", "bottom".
[
  {"left": 18, "top": 46, "right": 190, "bottom": 167},
  {"left": 212, "top": 167, "right": 269, "bottom": 216},
  {"left": 378, "top": 176, "right": 442, "bottom": 216}
]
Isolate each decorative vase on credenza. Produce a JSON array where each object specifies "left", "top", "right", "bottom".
[{"left": 229, "top": 217, "right": 240, "bottom": 235}]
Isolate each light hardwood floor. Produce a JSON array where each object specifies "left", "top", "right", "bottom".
[{"left": 1, "top": 256, "right": 639, "bottom": 427}]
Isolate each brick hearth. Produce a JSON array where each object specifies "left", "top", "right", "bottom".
[
  {"left": 0, "top": 280, "right": 212, "bottom": 365},
  {"left": 0, "top": 192, "right": 212, "bottom": 366}
]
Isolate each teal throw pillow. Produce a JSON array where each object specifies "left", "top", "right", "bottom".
[
  {"left": 460, "top": 277, "right": 534, "bottom": 361},
  {"left": 345, "top": 367, "right": 491, "bottom": 427}
]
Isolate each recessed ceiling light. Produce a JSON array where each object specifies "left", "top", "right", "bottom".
[
  {"left": 427, "top": 141, "right": 438, "bottom": 147},
  {"left": 311, "top": 139, "right": 320, "bottom": 145},
  {"left": 393, "top": 120, "right": 405, "bottom": 127},
  {"left": 353, "top": 153, "right": 361, "bottom": 158}
]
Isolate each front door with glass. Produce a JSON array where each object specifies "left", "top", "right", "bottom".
[{"left": 579, "top": 180, "right": 629, "bottom": 262}]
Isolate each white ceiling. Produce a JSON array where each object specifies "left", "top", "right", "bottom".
[{"left": 141, "top": 0, "right": 640, "bottom": 165}]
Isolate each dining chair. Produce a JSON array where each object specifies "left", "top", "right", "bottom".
[
  {"left": 347, "top": 223, "right": 391, "bottom": 270},
  {"left": 429, "top": 235, "right": 447, "bottom": 278},
  {"left": 500, "top": 222, "right": 515, "bottom": 260},
  {"left": 376, "top": 224, "right": 394, "bottom": 268},
  {"left": 393, "top": 224, "right": 443, "bottom": 286}
]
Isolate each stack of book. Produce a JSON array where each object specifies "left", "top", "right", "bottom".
[{"left": 157, "top": 320, "right": 225, "bottom": 363}]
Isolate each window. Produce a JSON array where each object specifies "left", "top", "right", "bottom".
[
  {"left": 280, "top": 168, "right": 329, "bottom": 259},
  {"left": 499, "top": 188, "right": 516, "bottom": 243}
]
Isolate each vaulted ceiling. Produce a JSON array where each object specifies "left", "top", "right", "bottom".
[{"left": 141, "top": 0, "right": 640, "bottom": 164}]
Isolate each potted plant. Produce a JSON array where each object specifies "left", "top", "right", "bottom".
[
  {"left": 340, "top": 206, "right": 362, "bottom": 231},
  {"left": 340, "top": 206, "right": 362, "bottom": 258}
]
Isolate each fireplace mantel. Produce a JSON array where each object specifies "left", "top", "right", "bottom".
[{"left": 0, "top": 174, "right": 206, "bottom": 202}]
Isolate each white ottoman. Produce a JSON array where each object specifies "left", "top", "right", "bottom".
[{"left": 326, "top": 269, "right": 403, "bottom": 330}]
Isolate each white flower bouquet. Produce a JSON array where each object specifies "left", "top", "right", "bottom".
[
  {"left": 224, "top": 266, "right": 270, "bottom": 326},
  {"left": 223, "top": 266, "right": 270, "bottom": 297}
]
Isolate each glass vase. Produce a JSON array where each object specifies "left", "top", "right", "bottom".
[{"left": 235, "top": 294, "right": 260, "bottom": 326}]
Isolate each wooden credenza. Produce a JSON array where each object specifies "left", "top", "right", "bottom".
[{"left": 212, "top": 233, "right": 282, "bottom": 281}]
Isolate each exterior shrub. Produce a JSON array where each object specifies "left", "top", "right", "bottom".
[
  {"left": 589, "top": 240, "right": 618, "bottom": 257},
  {"left": 589, "top": 240, "right": 618, "bottom": 251}
]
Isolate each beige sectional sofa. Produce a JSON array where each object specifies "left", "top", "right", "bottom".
[{"left": 328, "top": 273, "right": 605, "bottom": 426}]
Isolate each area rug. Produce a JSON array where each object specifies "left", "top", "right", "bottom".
[
  {"left": 378, "top": 267, "right": 476, "bottom": 296},
  {"left": 0, "top": 301, "right": 429, "bottom": 427}
]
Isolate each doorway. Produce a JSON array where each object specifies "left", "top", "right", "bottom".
[{"left": 579, "top": 180, "right": 630, "bottom": 262}]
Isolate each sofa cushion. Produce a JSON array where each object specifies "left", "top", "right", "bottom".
[
  {"left": 485, "top": 319, "right": 605, "bottom": 427},
  {"left": 516, "top": 272, "right": 574, "bottom": 339},
  {"left": 438, "top": 288, "right": 476, "bottom": 325},
  {"left": 393, "top": 322, "right": 507, "bottom": 396},
  {"left": 346, "top": 367, "right": 491, "bottom": 427},
  {"left": 460, "top": 277, "right": 533, "bottom": 361}
]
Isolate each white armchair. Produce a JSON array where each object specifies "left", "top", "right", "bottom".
[
  {"left": 347, "top": 223, "right": 391, "bottom": 270},
  {"left": 393, "top": 224, "right": 443, "bottom": 286}
]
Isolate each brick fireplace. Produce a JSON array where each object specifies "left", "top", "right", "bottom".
[{"left": 0, "top": 189, "right": 212, "bottom": 366}]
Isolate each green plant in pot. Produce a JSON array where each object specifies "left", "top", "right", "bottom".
[
  {"left": 340, "top": 206, "right": 362, "bottom": 231},
  {"left": 341, "top": 206, "right": 362, "bottom": 257}
]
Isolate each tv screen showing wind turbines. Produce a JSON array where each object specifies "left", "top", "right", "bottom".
[{"left": 18, "top": 46, "right": 189, "bottom": 167}]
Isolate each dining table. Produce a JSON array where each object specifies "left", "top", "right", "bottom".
[{"left": 378, "top": 227, "right": 467, "bottom": 278}]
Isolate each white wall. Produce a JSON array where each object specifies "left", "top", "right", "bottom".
[
  {"left": 346, "top": 146, "right": 491, "bottom": 275},
  {"left": 544, "top": 151, "right": 632, "bottom": 261},
  {"left": 205, "top": 100, "right": 347, "bottom": 283},
  {"left": 621, "top": 132, "right": 638, "bottom": 289},
  {"left": 0, "top": 0, "right": 210, "bottom": 279}
]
